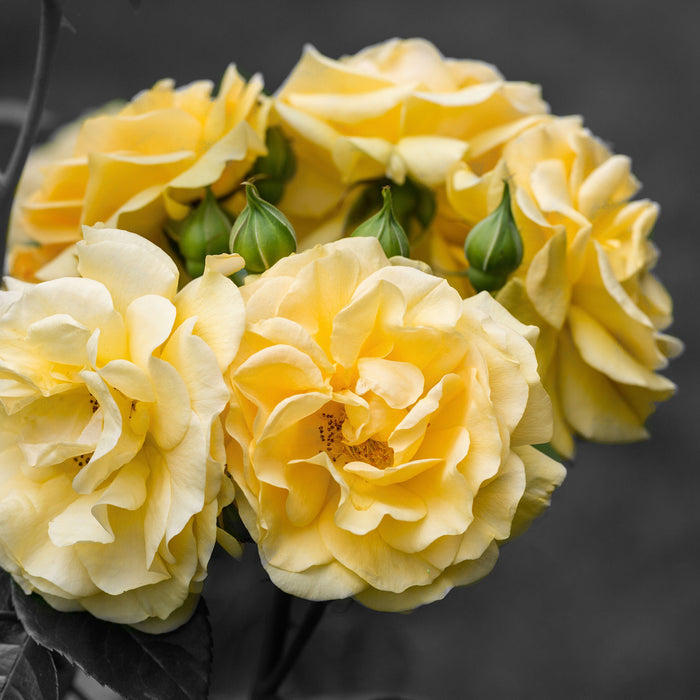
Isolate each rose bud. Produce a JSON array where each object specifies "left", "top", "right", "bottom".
[
  {"left": 229, "top": 183, "right": 297, "bottom": 273},
  {"left": 177, "top": 188, "right": 234, "bottom": 278},
  {"left": 350, "top": 185, "right": 410, "bottom": 258},
  {"left": 464, "top": 182, "right": 523, "bottom": 292},
  {"left": 345, "top": 177, "right": 435, "bottom": 242}
]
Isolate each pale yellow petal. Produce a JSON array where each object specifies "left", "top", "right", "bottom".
[
  {"left": 395, "top": 136, "right": 468, "bottom": 187},
  {"left": 557, "top": 327, "right": 650, "bottom": 443},
  {"left": 356, "top": 357, "right": 424, "bottom": 409},
  {"left": 175, "top": 268, "right": 245, "bottom": 372},
  {"left": 510, "top": 445, "right": 566, "bottom": 538},
  {"left": 355, "top": 542, "right": 498, "bottom": 612},
  {"left": 125, "top": 294, "right": 176, "bottom": 370},
  {"left": 331, "top": 136, "right": 394, "bottom": 183},
  {"left": 148, "top": 356, "right": 192, "bottom": 450},
  {"left": 525, "top": 227, "right": 571, "bottom": 329},
  {"left": 77, "top": 227, "right": 179, "bottom": 314},
  {"left": 319, "top": 504, "right": 438, "bottom": 594},
  {"left": 569, "top": 305, "right": 675, "bottom": 391}
]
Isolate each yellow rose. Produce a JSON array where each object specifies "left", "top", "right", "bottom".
[
  {"left": 10, "top": 66, "right": 269, "bottom": 280},
  {"left": 5, "top": 103, "right": 122, "bottom": 280},
  {"left": 273, "top": 38, "right": 549, "bottom": 244},
  {"left": 225, "top": 238, "right": 565, "bottom": 610},
  {"left": 445, "top": 116, "right": 682, "bottom": 456},
  {"left": 0, "top": 227, "right": 245, "bottom": 630}
]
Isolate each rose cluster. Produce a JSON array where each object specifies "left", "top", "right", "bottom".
[{"left": 0, "top": 39, "right": 679, "bottom": 631}]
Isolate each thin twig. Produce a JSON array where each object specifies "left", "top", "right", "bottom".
[{"left": 0, "top": 0, "right": 63, "bottom": 269}]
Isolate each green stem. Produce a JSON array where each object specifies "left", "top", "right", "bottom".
[{"left": 0, "top": 0, "right": 63, "bottom": 270}]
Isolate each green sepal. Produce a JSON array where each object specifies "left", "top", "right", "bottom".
[{"left": 350, "top": 186, "right": 410, "bottom": 258}]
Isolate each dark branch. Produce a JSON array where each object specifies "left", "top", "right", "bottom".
[
  {"left": 0, "top": 0, "right": 63, "bottom": 270},
  {"left": 254, "top": 599, "right": 327, "bottom": 698},
  {"left": 251, "top": 587, "right": 292, "bottom": 699}
]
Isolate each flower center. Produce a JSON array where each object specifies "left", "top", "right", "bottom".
[
  {"left": 318, "top": 410, "right": 394, "bottom": 469},
  {"left": 72, "top": 452, "right": 93, "bottom": 468}
]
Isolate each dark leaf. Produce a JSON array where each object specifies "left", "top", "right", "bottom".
[
  {"left": 0, "top": 570, "right": 12, "bottom": 610},
  {"left": 0, "top": 570, "right": 58, "bottom": 700},
  {"left": 11, "top": 583, "right": 212, "bottom": 700}
]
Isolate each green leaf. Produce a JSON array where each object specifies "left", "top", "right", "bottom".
[
  {"left": 11, "top": 583, "right": 212, "bottom": 700},
  {"left": 0, "top": 571, "right": 58, "bottom": 700}
]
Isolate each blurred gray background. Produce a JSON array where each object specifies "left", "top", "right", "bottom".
[{"left": 1, "top": 0, "right": 698, "bottom": 698}]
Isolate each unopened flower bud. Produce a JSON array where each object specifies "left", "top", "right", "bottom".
[
  {"left": 177, "top": 188, "right": 233, "bottom": 278},
  {"left": 229, "top": 183, "right": 297, "bottom": 273},
  {"left": 350, "top": 186, "right": 410, "bottom": 259},
  {"left": 464, "top": 183, "right": 523, "bottom": 292},
  {"left": 249, "top": 126, "right": 297, "bottom": 204},
  {"left": 344, "top": 177, "right": 436, "bottom": 240}
]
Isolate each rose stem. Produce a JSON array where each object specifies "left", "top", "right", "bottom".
[
  {"left": 0, "top": 0, "right": 62, "bottom": 269},
  {"left": 251, "top": 587, "right": 292, "bottom": 699},
  {"left": 254, "top": 599, "right": 328, "bottom": 698}
]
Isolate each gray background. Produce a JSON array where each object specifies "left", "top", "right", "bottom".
[{"left": 1, "top": 1, "right": 698, "bottom": 698}]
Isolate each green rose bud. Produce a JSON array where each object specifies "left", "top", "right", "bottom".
[
  {"left": 350, "top": 185, "right": 410, "bottom": 258},
  {"left": 229, "top": 183, "right": 297, "bottom": 273},
  {"left": 249, "top": 126, "right": 297, "bottom": 204},
  {"left": 177, "top": 188, "right": 234, "bottom": 278},
  {"left": 464, "top": 183, "right": 523, "bottom": 292},
  {"left": 344, "top": 177, "right": 436, "bottom": 241}
]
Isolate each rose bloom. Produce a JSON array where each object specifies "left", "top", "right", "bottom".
[
  {"left": 0, "top": 227, "right": 245, "bottom": 630},
  {"left": 225, "top": 238, "right": 565, "bottom": 610},
  {"left": 273, "top": 38, "right": 548, "bottom": 243},
  {"left": 7, "top": 115, "right": 88, "bottom": 279},
  {"left": 443, "top": 116, "right": 682, "bottom": 457},
  {"left": 9, "top": 65, "right": 268, "bottom": 280}
]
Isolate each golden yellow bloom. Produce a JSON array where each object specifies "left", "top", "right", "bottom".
[
  {"left": 0, "top": 227, "right": 245, "bottom": 630},
  {"left": 273, "top": 38, "right": 548, "bottom": 243},
  {"left": 445, "top": 116, "right": 682, "bottom": 456},
  {"left": 9, "top": 66, "right": 269, "bottom": 280},
  {"left": 6, "top": 113, "right": 92, "bottom": 279},
  {"left": 225, "top": 238, "right": 565, "bottom": 610}
]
